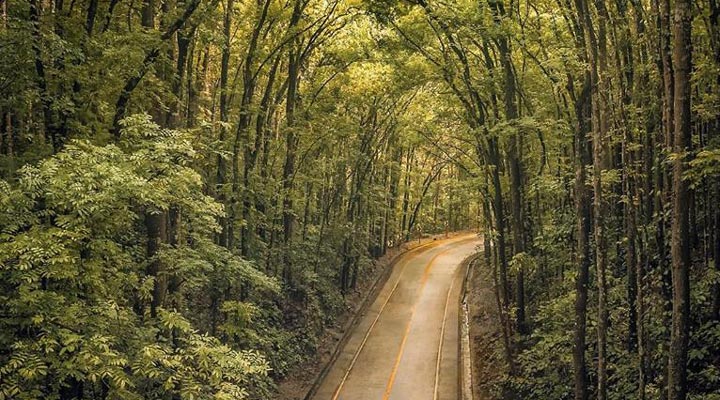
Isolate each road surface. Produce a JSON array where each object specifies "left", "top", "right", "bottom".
[{"left": 314, "top": 234, "right": 480, "bottom": 400}]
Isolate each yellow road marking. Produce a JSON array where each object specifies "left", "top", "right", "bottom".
[
  {"left": 381, "top": 248, "right": 449, "bottom": 400},
  {"left": 434, "top": 270, "right": 457, "bottom": 400},
  {"left": 331, "top": 239, "right": 445, "bottom": 400},
  {"left": 330, "top": 234, "right": 477, "bottom": 400}
]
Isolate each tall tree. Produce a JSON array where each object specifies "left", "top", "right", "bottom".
[{"left": 668, "top": 0, "right": 692, "bottom": 398}]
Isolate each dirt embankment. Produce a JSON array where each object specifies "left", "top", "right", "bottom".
[
  {"left": 466, "top": 257, "right": 506, "bottom": 400},
  {"left": 275, "top": 232, "right": 464, "bottom": 400}
]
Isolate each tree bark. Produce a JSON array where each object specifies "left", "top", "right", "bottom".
[
  {"left": 668, "top": 0, "right": 692, "bottom": 398},
  {"left": 235, "top": 0, "right": 271, "bottom": 255},
  {"left": 215, "top": 0, "right": 233, "bottom": 248},
  {"left": 85, "top": 0, "right": 99, "bottom": 35},
  {"left": 282, "top": 0, "right": 303, "bottom": 248},
  {"left": 571, "top": 69, "right": 592, "bottom": 400},
  {"left": 489, "top": 0, "right": 527, "bottom": 336},
  {"left": 712, "top": 196, "right": 720, "bottom": 320},
  {"left": 145, "top": 210, "right": 167, "bottom": 319}
]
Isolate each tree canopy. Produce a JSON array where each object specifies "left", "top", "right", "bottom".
[{"left": 1, "top": 0, "right": 719, "bottom": 398}]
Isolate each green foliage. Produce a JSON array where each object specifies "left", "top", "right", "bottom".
[
  {"left": 687, "top": 148, "right": 720, "bottom": 186},
  {"left": 510, "top": 289, "right": 575, "bottom": 399},
  {"left": 3, "top": 0, "right": 718, "bottom": 396},
  {"left": 0, "top": 115, "right": 275, "bottom": 399}
]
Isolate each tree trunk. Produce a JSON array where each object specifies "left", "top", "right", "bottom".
[
  {"left": 234, "top": 0, "right": 271, "bottom": 255},
  {"left": 401, "top": 147, "right": 414, "bottom": 240},
  {"left": 167, "top": 27, "right": 192, "bottom": 128},
  {"left": 141, "top": 0, "right": 154, "bottom": 28},
  {"left": 215, "top": 0, "right": 233, "bottom": 248},
  {"left": 111, "top": 0, "right": 201, "bottom": 137},
  {"left": 29, "top": 0, "right": 62, "bottom": 152},
  {"left": 712, "top": 196, "right": 720, "bottom": 320},
  {"left": 282, "top": 0, "right": 302, "bottom": 248},
  {"left": 145, "top": 210, "right": 167, "bottom": 319},
  {"left": 85, "top": 0, "right": 99, "bottom": 35},
  {"left": 668, "top": 0, "right": 692, "bottom": 398},
  {"left": 487, "top": 135, "right": 514, "bottom": 373},
  {"left": 253, "top": 55, "right": 281, "bottom": 243},
  {"left": 571, "top": 69, "right": 592, "bottom": 400},
  {"left": 490, "top": 0, "right": 527, "bottom": 336},
  {"left": 576, "top": 0, "right": 609, "bottom": 397}
]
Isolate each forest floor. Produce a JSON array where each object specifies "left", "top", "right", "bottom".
[
  {"left": 275, "top": 232, "right": 467, "bottom": 400},
  {"left": 466, "top": 258, "right": 504, "bottom": 400}
]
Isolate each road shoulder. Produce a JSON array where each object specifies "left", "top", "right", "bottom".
[{"left": 466, "top": 257, "right": 506, "bottom": 400}]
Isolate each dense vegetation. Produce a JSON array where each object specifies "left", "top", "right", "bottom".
[
  {"left": 0, "top": 0, "right": 718, "bottom": 398},
  {"left": 0, "top": 0, "right": 478, "bottom": 397}
]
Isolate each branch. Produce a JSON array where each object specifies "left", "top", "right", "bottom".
[{"left": 111, "top": 0, "right": 202, "bottom": 138}]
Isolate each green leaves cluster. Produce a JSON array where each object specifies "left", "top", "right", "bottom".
[{"left": 0, "top": 115, "right": 275, "bottom": 399}]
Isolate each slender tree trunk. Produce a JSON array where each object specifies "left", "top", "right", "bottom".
[
  {"left": 625, "top": 144, "right": 639, "bottom": 349},
  {"left": 407, "top": 163, "right": 443, "bottom": 235},
  {"left": 668, "top": 0, "right": 692, "bottom": 398},
  {"left": 111, "top": 0, "right": 201, "bottom": 137},
  {"left": 401, "top": 147, "right": 414, "bottom": 240},
  {"left": 253, "top": 55, "right": 281, "bottom": 243},
  {"left": 280, "top": 0, "right": 303, "bottom": 285},
  {"left": 85, "top": 0, "right": 99, "bottom": 35},
  {"left": 141, "top": 0, "right": 154, "bottom": 28},
  {"left": 639, "top": 105, "right": 655, "bottom": 400},
  {"left": 282, "top": 0, "right": 302, "bottom": 248},
  {"left": 0, "top": 112, "right": 5, "bottom": 156},
  {"left": 571, "top": 70, "right": 592, "bottom": 400},
  {"left": 187, "top": 47, "right": 208, "bottom": 127},
  {"left": 29, "top": 0, "right": 61, "bottom": 152},
  {"left": 1, "top": 0, "right": 7, "bottom": 27},
  {"left": 483, "top": 190, "right": 513, "bottom": 370},
  {"left": 486, "top": 135, "right": 514, "bottom": 374},
  {"left": 654, "top": 1, "right": 675, "bottom": 395},
  {"left": 101, "top": 0, "right": 120, "bottom": 32},
  {"left": 491, "top": 0, "right": 527, "bottom": 336},
  {"left": 660, "top": 0, "right": 674, "bottom": 153},
  {"left": 712, "top": 196, "right": 720, "bottom": 320},
  {"left": 594, "top": 4, "right": 612, "bottom": 396},
  {"left": 215, "top": 0, "right": 232, "bottom": 248},
  {"left": 235, "top": 0, "right": 271, "bottom": 255},
  {"left": 168, "top": 28, "right": 192, "bottom": 128},
  {"left": 145, "top": 210, "right": 167, "bottom": 319},
  {"left": 4, "top": 112, "right": 12, "bottom": 158},
  {"left": 615, "top": 0, "right": 639, "bottom": 354},
  {"left": 578, "top": 1, "right": 609, "bottom": 398}
]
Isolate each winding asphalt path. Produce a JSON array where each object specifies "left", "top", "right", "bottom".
[{"left": 314, "top": 234, "right": 480, "bottom": 400}]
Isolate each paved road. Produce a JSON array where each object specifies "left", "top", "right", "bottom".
[{"left": 314, "top": 234, "right": 480, "bottom": 400}]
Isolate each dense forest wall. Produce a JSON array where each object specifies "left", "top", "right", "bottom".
[
  {"left": 379, "top": 1, "right": 718, "bottom": 399},
  {"left": 0, "top": 0, "right": 719, "bottom": 398},
  {"left": 0, "top": 0, "right": 478, "bottom": 398}
]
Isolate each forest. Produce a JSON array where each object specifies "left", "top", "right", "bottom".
[{"left": 0, "top": 0, "right": 719, "bottom": 398}]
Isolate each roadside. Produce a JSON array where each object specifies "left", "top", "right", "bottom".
[
  {"left": 466, "top": 257, "right": 505, "bottom": 399},
  {"left": 275, "top": 232, "right": 467, "bottom": 400}
]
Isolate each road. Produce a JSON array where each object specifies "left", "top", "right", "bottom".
[{"left": 313, "top": 234, "right": 480, "bottom": 400}]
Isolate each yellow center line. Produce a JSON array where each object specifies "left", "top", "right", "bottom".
[
  {"left": 330, "top": 234, "right": 477, "bottom": 400},
  {"left": 331, "top": 239, "right": 445, "bottom": 400},
  {"left": 381, "top": 248, "right": 450, "bottom": 400}
]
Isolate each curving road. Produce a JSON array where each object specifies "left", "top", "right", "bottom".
[{"left": 314, "top": 234, "right": 480, "bottom": 400}]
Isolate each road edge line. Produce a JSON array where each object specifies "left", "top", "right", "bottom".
[
  {"left": 458, "top": 251, "right": 481, "bottom": 400},
  {"left": 434, "top": 263, "right": 458, "bottom": 400}
]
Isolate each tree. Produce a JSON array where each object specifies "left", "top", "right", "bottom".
[
  {"left": 2, "top": 0, "right": 719, "bottom": 398},
  {"left": 668, "top": 0, "right": 692, "bottom": 398}
]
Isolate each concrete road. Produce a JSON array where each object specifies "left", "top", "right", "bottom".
[{"left": 314, "top": 234, "right": 480, "bottom": 400}]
